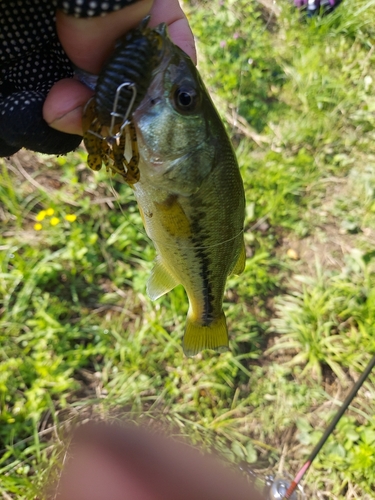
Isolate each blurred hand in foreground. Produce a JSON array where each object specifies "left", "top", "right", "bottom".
[{"left": 51, "top": 421, "right": 266, "bottom": 500}]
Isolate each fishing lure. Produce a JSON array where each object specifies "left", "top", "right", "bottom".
[{"left": 82, "top": 18, "right": 162, "bottom": 185}]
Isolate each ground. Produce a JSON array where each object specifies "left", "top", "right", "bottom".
[{"left": 1, "top": 0, "right": 375, "bottom": 498}]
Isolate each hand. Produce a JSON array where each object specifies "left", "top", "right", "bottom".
[
  {"left": 51, "top": 421, "right": 266, "bottom": 500},
  {"left": 0, "top": 0, "right": 196, "bottom": 157},
  {"left": 44, "top": 0, "right": 197, "bottom": 136}
]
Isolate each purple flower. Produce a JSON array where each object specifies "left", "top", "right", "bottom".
[{"left": 220, "top": 40, "right": 227, "bottom": 48}]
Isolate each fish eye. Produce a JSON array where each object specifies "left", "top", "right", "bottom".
[{"left": 173, "top": 86, "right": 199, "bottom": 113}]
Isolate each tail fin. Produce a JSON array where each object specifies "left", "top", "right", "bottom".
[{"left": 182, "top": 311, "right": 229, "bottom": 357}]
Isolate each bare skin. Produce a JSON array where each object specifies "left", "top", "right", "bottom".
[
  {"left": 43, "top": 0, "right": 196, "bottom": 136},
  {"left": 50, "top": 422, "right": 266, "bottom": 500}
]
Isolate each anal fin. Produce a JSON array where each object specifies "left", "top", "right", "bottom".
[
  {"left": 182, "top": 311, "right": 229, "bottom": 357},
  {"left": 147, "top": 256, "right": 180, "bottom": 300},
  {"left": 231, "top": 239, "right": 246, "bottom": 276}
]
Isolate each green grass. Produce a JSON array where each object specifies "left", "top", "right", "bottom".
[{"left": 2, "top": 0, "right": 375, "bottom": 498}]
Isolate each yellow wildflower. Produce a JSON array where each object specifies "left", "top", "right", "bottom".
[
  {"left": 50, "top": 217, "right": 60, "bottom": 226},
  {"left": 35, "top": 210, "right": 46, "bottom": 221},
  {"left": 65, "top": 214, "right": 77, "bottom": 222},
  {"left": 34, "top": 222, "right": 43, "bottom": 231},
  {"left": 46, "top": 208, "right": 55, "bottom": 216}
]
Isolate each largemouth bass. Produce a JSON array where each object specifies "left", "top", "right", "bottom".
[{"left": 83, "top": 23, "right": 246, "bottom": 356}]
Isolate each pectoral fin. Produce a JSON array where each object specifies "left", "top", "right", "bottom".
[
  {"left": 147, "top": 256, "right": 180, "bottom": 300},
  {"left": 182, "top": 311, "right": 229, "bottom": 357},
  {"left": 231, "top": 239, "right": 246, "bottom": 276}
]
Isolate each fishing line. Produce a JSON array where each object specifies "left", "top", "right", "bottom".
[
  {"left": 106, "top": 181, "right": 246, "bottom": 252},
  {"left": 150, "top": 228, "right": 245, "bottom": 251},
  {"left": 106, "top": 168, "right": 247, "bottom": 253},
  {"left": 107, "top": 174, "right": 133, "bottom": 220},
  {"left": 106, "top": 173, "right": 155, "bottom": 246},
  {"left": 230, "top": 5, "right": 375, "bottom": 499},
  {"left": 279, "top": 353, "right": 375, "bottom": 499}
]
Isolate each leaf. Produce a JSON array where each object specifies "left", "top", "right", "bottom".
[
  {"left": 360, "top": 429, "right": 375, "bottom": 446},
  {"left": 231, "top": 441, "right": 245, "bottom": 460},
  {"left": 245, "top": 441, "right": 258, "bottom": 464}
]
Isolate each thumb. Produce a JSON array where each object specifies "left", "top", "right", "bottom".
[
  {"left": 56, "top": 1, "right": 154, "bottom": 74},
  {"left": 44, "top": 0, "right": 154, "bottom": 134},
  {"left": 44, "top": 0, "right": 196, "bottom": 135}
]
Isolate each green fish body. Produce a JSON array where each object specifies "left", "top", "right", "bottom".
[{"left": 132, "top": 24, "right": 246, "bottom": 356}]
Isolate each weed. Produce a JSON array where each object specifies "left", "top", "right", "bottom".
[{"left": 1, "top": 0, "right": 375, "bottom": 498}]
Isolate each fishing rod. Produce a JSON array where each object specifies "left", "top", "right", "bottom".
[{"left": 263, "top": 352, "right": 375, "bottom": 500}]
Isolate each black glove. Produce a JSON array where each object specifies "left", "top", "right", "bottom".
[{"left": 0, "top": 0, "right": 137, "bottom": 157}]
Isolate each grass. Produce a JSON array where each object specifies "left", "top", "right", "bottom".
[{"left": 2, "top": 0, "right": 375, "bottom": 498}]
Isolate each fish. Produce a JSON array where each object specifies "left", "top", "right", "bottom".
[
  {"left": 131, "top": 24, "right": 246, "bottom": 356},
  {"left": 82, "top": 22, "right": 246, "bottom": 356}
]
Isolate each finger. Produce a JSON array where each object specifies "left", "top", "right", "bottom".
[
  {"left": 56, "top": 0, "right": 196, "bottom": 73},
  {"left": 43, "top": 78, "right": 93, "bottom": 135},
  {"left": 52, "top": 436, "right": 155, "bottom": 500},
  {"left": 56, "top": 0, "right": 154, "bottom": 74},
  {"left": 50, "top": 0, "right": 196, "bottom": 135},
  {"left": 150, "top": 0, "right": 197, "bottom": 64},
  {"left": 149, "top": 0, "right": 197, "bottom": 64},
  {"left": 51, "top": 422, "right": 266, "bottom": 500},
  {"left": 167, "top": 18, "right": 197, "bottom": 64}
]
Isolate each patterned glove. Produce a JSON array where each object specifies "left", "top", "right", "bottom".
[{"left": 0, "top": 0, "right": 137, "bottom": 157}]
